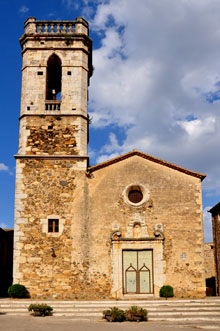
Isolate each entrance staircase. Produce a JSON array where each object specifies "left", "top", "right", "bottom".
[{"left": 0, "top": 298, "right": 220, "bottom": 322}]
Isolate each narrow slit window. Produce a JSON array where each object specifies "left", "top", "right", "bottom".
[{"left": 48, "top": 219, "right": 59, "bottom": 233}]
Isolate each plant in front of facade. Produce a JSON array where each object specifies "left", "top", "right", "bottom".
[
  {"left": 159, "top": 285, "right": 174, "bottom": 298},
  {"left": 8, "top": 284, "right": 27, "bottom": 298},
  {"left": 125, "top": 306, "right": 148, "bottom": 321},
  {"left": 28, "top": 304, "right": 53, "bottom": 316},
  {"left": 103, "top": 307, "right": 126, "bottom": 322}
]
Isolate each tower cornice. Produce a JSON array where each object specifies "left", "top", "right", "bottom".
[{"left": 19, "top": 113, "right": 89, "bottom": 121}]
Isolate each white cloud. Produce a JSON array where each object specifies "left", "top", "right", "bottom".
[
  {"left": 0, "top": 163, "right": 13, "bottom": 176},
  {"left": 19, "top": 5, "right": 29, "bottom": 14},
  {"left": 178, "top": 117, "right": 216, "bottom": 139},
  {"left": 96, "top": 133, "right": 123, "bottom": 163},
  {"left": 0, "top": 223, "right": 7, "bottom": 229},
  {"left": 203, "top": 207, "right": 213, "bottom": 243},
  {"left": 97, "top": 152, "right": 119, "bottom": 164},
  {"left": 0, "top": 163, "right": 9, "bottom": 171},
  {"left": 101, "top": 133, "right": 122, "bottom": 153},
  {"left": 62, "top": 0, "right": 81, "bottom": 10},
  {"left": 85, "top": 0, "right": 220, "bottom": 196}
]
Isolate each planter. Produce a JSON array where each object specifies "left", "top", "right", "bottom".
[
  {"left": 33, "top": 312, "right": 42, "bottom": 317},
  {"left": 103, "top": 306, "right": 147, "bottom": 322},
  {"left": 103, "top": 307, "right": 126, "bottom": 322},
  {"left": 125, "top": 306, "right": 148, "bottom": 322},
  {"left": 126, "top": 314, "right": 142, "bottom": 321},
  {"left": 133, "top": 315, "right": 142, "bottom": 322},
  {"left": 105, "top": 314, "right": 113, "bottom": 322},
  {"left": 28, "top": 303, "right": 53, "bottom": 317}
]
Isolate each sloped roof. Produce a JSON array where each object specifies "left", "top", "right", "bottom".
[
  {"left": 208, "top": 202, "right": 220, "bottom": 213},
  {"left": 88, "top": 150, "right": 206, "bottom": 181}
]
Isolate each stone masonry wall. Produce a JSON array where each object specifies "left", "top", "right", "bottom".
[
  {"left": 14, "top": 18, "right": 205, "bottom": 299},
  {"left": 14, "top": 155, "right": 205, "bottom": 299},
  {"left": 14, "top": 158, "right": 93, "bottom": 298},
  {"left": 21, "top": 45, "right": 89, "bottom": 117},
  {"left": 18, "top": 115, "right": 88, "bottom": 156},
  {"left": 87, "top": 156, "right": 205, "bottom": 298},
  {"left": 204, "top": 242, "right": 215, "bottom": 279},
  {"left": 212, "top": 213, "right": 220, "bottom": 295}
]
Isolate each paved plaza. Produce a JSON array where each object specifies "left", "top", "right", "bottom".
[{"left": 0, "top": 315, "right": 220, "bottom": 331}]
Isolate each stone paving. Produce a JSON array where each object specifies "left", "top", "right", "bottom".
[{"left": 0, "top": 315, "right": 220, "bottom": 331}]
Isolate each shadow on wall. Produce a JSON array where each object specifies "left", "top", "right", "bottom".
[
  {"left": 206, "top": 277, "right": 216, "bottom": 296},
  {"left": 0, "top": 228, "right": 13, "bottom": 297}
]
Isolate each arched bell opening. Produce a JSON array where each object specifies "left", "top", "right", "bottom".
[{"left": 46, "top": 54, "right": 62, "bottom": 101}]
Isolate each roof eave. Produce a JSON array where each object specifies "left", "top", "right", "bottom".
[
  {"left": 208, "top": 202, "right": 220, "bottom": 213},
  {"left": 88, "top": 150, "right": 206, "bottom": 181}
]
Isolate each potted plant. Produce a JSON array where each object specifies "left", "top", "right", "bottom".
[
  {"left": 125, "top": 306, "right": 148, "bottom": 322},
  {"left": 28, "top": 304, "right": 53, "bottom": 316},
  {"left": 103, "top": 307, "right": 125, "bottom": 322}
]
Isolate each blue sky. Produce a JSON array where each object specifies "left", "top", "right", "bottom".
[{"left": 0, "top": 0, "right": 220, "bottom": 243}]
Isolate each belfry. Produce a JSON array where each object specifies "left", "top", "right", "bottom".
[{"left": 14, "top": 18, "right": 206, "bottom": 299}]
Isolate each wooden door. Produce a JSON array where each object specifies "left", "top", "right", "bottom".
[{"left": 123, "top": 250, "right": 153, "bottom": 294}]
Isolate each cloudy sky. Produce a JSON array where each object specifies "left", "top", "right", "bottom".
[{"left": 0, "top": 0, "right": 219, "bottom": 242}]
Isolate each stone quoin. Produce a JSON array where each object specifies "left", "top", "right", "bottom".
[{"left": 13, "top": 17, "right": 206, "bottom": 299}]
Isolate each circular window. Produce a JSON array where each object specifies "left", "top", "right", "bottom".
[
  {"left": 128, "top": 189, "right": 143, "bottom": 203},
  {"left": 123, "top": 184, "right": 149, "bottom": 207}
]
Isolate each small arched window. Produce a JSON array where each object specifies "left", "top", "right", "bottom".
[{"left": 46, "top": 54, "right": 62, "bottom": 100}]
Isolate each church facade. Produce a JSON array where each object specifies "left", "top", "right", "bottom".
[{"left": 13, "top": 17, "right": 206, "bottom": 299}]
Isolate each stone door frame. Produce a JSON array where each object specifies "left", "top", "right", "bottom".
[{"left": 111, "top": 236, "right": 165, "bottom": 298}]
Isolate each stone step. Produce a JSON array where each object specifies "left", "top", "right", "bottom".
[
  {"left": 0, "top": 297, "right": 220, "bottom": 304},
  {"left": 1, "top": 300, "right": 220, "bottom": 305},
  {"left": 0, "top": 304, "right": 220, "bottom": 312},
  {"left": 0, "top": 301, "right": 220, "bottom": 310},
  {"left": 149, "top": 317, "right": 220, "bottom": 321},
  {"left": 1, "top": 298, "right": 220, "bottom": 322},
  {"left": 1, "top": 306, "right": 220, "bottom": 312},
  {"left": 1, "top": 306, "right": 220, "bottom": 311},
  {"left": 1, "top": 305, "right": 220, "bottom": 311},
  {"left": 1, "top": 311, "right": 220, "bottom": 321},
  {"left": 1, "top": 298, "right": 220, "bottom": 302}
]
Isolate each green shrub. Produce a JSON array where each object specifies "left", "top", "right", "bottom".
[
  {"left": 28, "top": 304, "right": 53, "bottom": 316},
  {"left": 125, "top": 306, "right": 148, "bottom": 321},
  {"left": 103, "top": 307, "right": 125, "bottom": 322},
  {"left": 8, "top": 284, "right": 27, "bottom": 298},
  {"left": 159, "top": 285, "right": 174, "bottom": 298},
  {"left": 103, "top": 306, "right": 148, "bottom": 322}
]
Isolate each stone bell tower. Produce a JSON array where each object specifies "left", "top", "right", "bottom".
[{"left": 13, "top": 18, "right": 93, "bottom": 297}]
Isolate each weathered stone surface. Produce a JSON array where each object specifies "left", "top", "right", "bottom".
[
  {"left": 14, "top": 154, "right": 206, "bottom": 298},
  {"left": 26, "top": 120, "right": 77, "bottom": 155},
  {"left": 204, "top": 242, "right": 215, "bottom": 279},
  {"left": 87, "top": 155, "right": 205, "bottom": 298},
  {"left": 209, "top": 203, "right": 220, "bottom": 295},
  {"left": 13, "top": 17, "right": 206, "bottom": 300}
]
